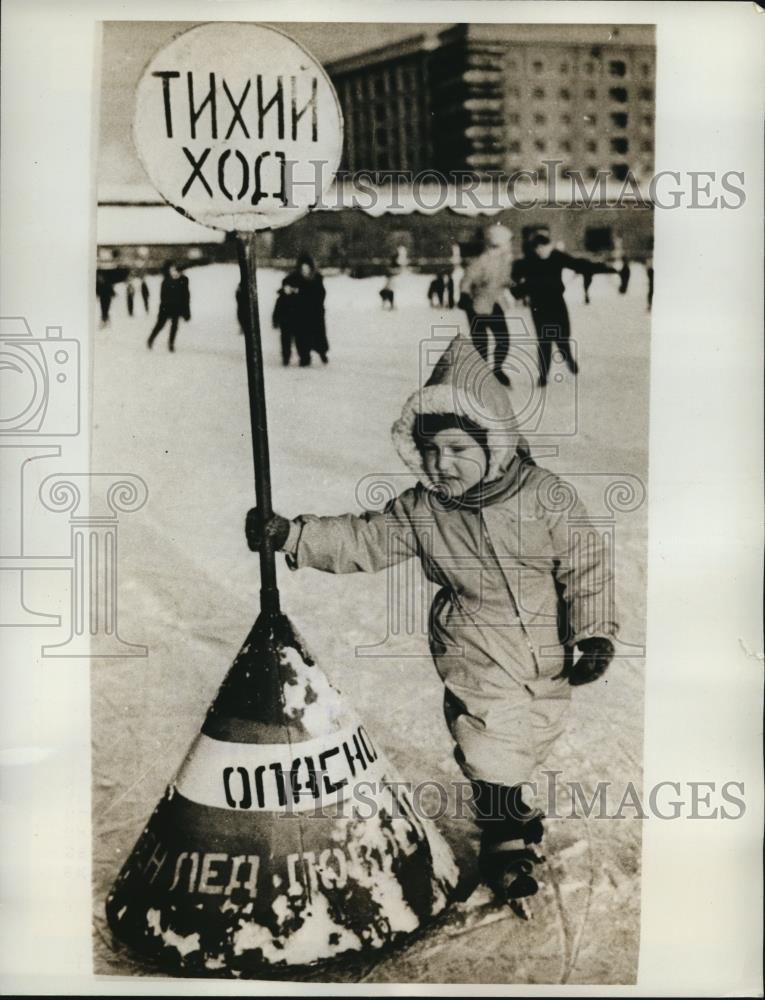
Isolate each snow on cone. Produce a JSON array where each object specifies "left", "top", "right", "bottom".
[{"left": 105, "top": 612, "right": 459, "bottom": 975}]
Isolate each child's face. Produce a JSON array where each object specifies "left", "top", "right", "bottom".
[{"left": 421, "top": 428, "right": 488, "bottom": 496}]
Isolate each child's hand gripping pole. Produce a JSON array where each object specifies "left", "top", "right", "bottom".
[
  {"left": 246, "top": 509, "right": 291, "bottom": 553},
  {"left": 237, "top": 231, "right": 281, "bottom": 617}
]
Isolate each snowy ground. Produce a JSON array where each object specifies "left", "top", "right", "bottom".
[{"left": 91, "top": 261, "right": 650, "bottom": 984}]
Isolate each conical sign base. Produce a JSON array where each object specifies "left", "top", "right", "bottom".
[{"left": 106, "top": 613, "right": 459, "bottom": 974}]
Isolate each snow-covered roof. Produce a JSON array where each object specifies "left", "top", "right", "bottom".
[
  {"left": 97, "top": 204, "right": 226, "bottom": 246},
  {"left": 97, "top": 178, "right": 651, "bottom": 245}
]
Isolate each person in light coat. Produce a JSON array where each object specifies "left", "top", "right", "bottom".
[
  {"left": 458, "top": 224, "right": 515, "bottom": 386},
  {"left": 246, "top": 335, "right": 617, "bottom": 914}
]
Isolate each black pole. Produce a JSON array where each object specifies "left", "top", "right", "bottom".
[{"left": 237, "top": 230, "right": 280, "bottom": 617}]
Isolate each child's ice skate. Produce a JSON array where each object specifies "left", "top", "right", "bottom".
[
  {"left": 472, "top": 780, "right": 546, "bottom": 920},
  {"left": 478, "top": 818, "right": 546, "bottom": 920}
]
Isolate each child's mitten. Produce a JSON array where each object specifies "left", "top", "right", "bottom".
[
  {"left": 567, "top": 636, "right": 614, "bottom": 686},
  {"left": 245, "top": 508, "right": 291, "bottom": 552}
]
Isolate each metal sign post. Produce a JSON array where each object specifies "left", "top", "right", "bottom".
[{"left": 236, "top": 231, "right": 279, "bottom": 615}]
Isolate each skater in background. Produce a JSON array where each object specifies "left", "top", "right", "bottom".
[
  {"left": 96, "top": 272, "right": 115, "bottom": 327},
  {"left": 427, "top": 273, "right": 445, "bottom": 308},
  {"left": 140, "top": 274, "right": 150, "bottom": 314},
  {"left": 582, "top": 256, "right": 614, "bottom": 304},
  {"left": 511, "top": 233, "right": 616, "bottom": 386},
  {"left": 272, "top": 253, "right": 328, "bottom": 366},
  {"left": 458, "top": 224, "right": 514, "bottom": 386},
  {"left": 125, "top": 273, "right": 136, "bottom": 318},
  {"left": 582, "top": 271, "right": 593, "bottom": 305},
  {"left": 380, "top": 275, "right": 396, "bottom": 310},
  {"left": 146, "top": 261, "right": 190, "bottom": 353},
  {"left": 646, "top": 256, "right": 654, "bottom": 311},
  {"left": 618, "top": 257, "right": 631, "bottom": 295},
  {"left": 246, "top": 335, "right": 616, "bottom": 917},
  {"left": 443, "top": 271, "right": 455, "bottom": 309},
  {"left": 428, "top": 272, "right": 454, "bottom": 309}
]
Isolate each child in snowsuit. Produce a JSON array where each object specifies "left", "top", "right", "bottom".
[{"left": 246, "top": 336, "right": 617, "bottom": 912}]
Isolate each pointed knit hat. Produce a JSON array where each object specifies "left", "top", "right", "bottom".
[{"left": 391, "top": 334, "right": 522, "bottom": 483}]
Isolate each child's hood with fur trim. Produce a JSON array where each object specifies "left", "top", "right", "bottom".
[{"left": 391, "top": 334, "right": 522, "bottom": 483}]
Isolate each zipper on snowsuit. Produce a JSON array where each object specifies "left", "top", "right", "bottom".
[{"left": 479, "top": 512, "right": 541, "bottom": 679}]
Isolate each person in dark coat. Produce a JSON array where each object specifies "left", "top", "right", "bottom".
[
  {"left": 618, "top": 257, "right": 631, "bottom": 295},
  {"left": 125, "top": 274, "right": 135, "bottom": 317},
  {"left": 511, "top": 235, "right": 616, "bottom": 386},
  {"left": 147, "top": 262, "right": 190, "bottom": 352},
  {"left": 379, "top": 276, "right": 395, "bottom": 310},
  {"left": 428, "top": 274, "right": 445, "bottom": 308},
  {"left": 443, "top": 271, "right": 455, "bottom": 309},
  {"left": 140, "top": 275, "right": 150, "bottom": 314},
  {"left": 272, "top": 253, "right": 328, "bottom": 366},
  {"left": 96, "top": 272, "right": 115, "bottom": 327}
]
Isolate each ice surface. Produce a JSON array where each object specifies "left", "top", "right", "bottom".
[{"left": 91, "top": 262, "right": 648, "bottom": 983}]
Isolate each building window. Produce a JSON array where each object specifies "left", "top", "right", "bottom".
[
  {"left": 560, "top": 113, "right": 571, "bottom": 125},
  {"left": 534, "top": 139, "right": 546, "bottom": 152},
  {"left": 584, "top": 87, "right": 597, "bottom": 100},
  {"left": 586, "top": 139, "right": 597, "bottom": 153},
  {"left": 583, "top": 61, "right": 595, "bottom": 75},
  {"left": 585, "top": 225, "right": 614, "bottom": 252},
  {"left": 586, "top": 165, "right": 598, "bottom": 179},
  {"left": 639, "top": 87, "right": 654, "bottom": 101},
  {"left": 534, "top": 113, "right": 547, "bottom": 125},
  {"left": 641, "top": 114, "right": 653, "bottom": 129},
  {"left": 583, "top": 113, "right": 597, "bottom": 126},
  {"left": 611, "top": 137, "right": 629, "bottom": 154},
  {"left": 560, "top": 61, "right": 569, "bottom": 73},
  {"left": 609, "top": 59, "right": 627, "bottom": 77},
  {"left": 559, "top": 88, "right": 571, "bottom": 100},
  {"left": 532, "top": 60, "right": 544, "bottom": 74},
  {"left": 508, "top": 140, "right": 521, "bottom": 153},
  {"left": 532, "top": 87, "right": 545, "bottom": 99},
  {"left": 641, "top": 62, "right": 652, "bottom": 77},
  {"left": 610, "top": 112, "right": 628, "bottom": 128},
  {"left": 508, "top": 85, "right": 520, "bottom": 99},
  {"left": 609, "top": 87, "right": 628, "bottom": 103},
  {"left": 508, "top": 112, "right": 520, "bottom": 125},
  {"left": 611, "top": 162, "right": 629, "bottom": 180},
  {"left": 560, "top": 139, "right": 571, "bottom": 152},
  {"left": 641, "top": 139, "right": 653, "bottom": 152}
]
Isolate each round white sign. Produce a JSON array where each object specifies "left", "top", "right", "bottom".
[{"left": 133, "top": 22, "right": 344, "bottom": 232}]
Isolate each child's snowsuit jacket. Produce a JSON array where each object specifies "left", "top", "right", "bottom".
[{"left": 284, "top": 336, "right": 618, "bottom": 785}]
